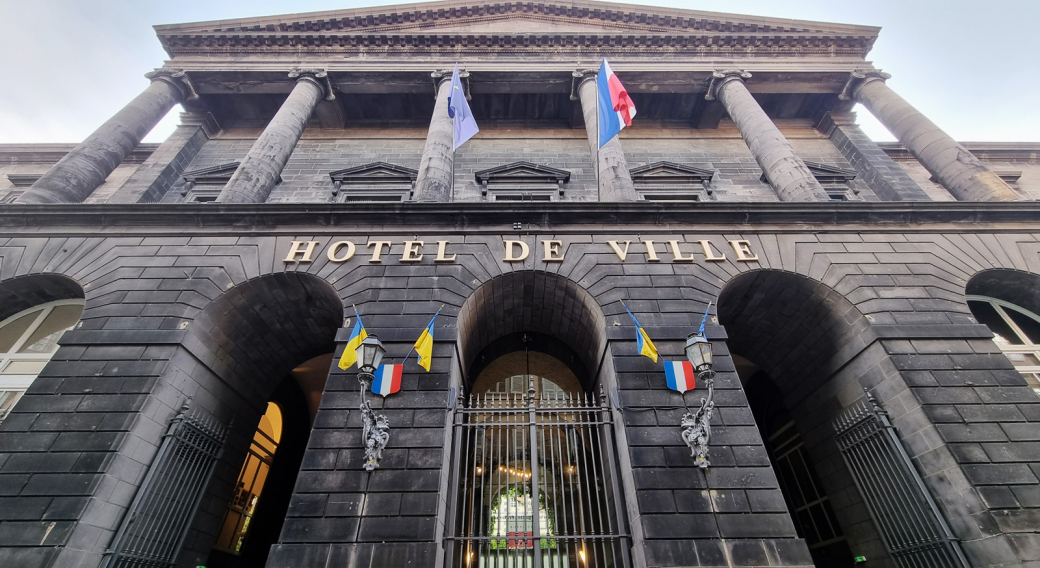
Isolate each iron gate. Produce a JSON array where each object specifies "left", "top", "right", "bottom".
[
  {"left": 446, "top": 380, "right": 631, "bottom": 568},
  {"left": 833, "top": 391, "right": 969, "bottom": 568},
  {"left": 102, "top": 404, "right": 227, "bottom": 568}
]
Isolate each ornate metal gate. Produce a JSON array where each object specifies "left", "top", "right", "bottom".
[
  {"left": 833, "top": 392, "right": 969, "bottom": 568},
  {"left": 446, "top": 380, "right": 631, "bottom": 568},
  {"left": 102, "top": 404, "right": 228, "bottom": 568}
]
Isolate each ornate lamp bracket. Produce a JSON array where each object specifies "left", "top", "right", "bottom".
[
  {"left": 839, "top": 69, "right": 892, "bottom": 101},
  {"left": 357, "top": 372, "right": 391, "bottom": 471},
  {"left": 680, "top": 367, "right": 716, "bottom": 469},
  {"left": 289, "top": 68, "right": 336, "bottom": 101}
]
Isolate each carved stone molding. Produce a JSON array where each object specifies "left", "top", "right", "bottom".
[
  {"left": 430, "top": 69, "right": 469, "bottom": 99},
  {"left": 288, "top": 68, "right": 335, "bottom": 101},
  {"left": 705, "top": 69, "right": 751, "bottom": 101},
  {"left": 569, "top": 68, "right": 598, "bottom": 101},
  {"left": 144, "top": 68, "right": 199, "bottom": 103},
  {"left": 839, "top": 69, "right": 892, "bottom": 101}
]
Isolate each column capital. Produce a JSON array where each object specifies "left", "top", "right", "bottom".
[
  {"left": 145, "top": 68, "right": 198, "bottom": 103},
  {"left": 839, "top": 69, "right": 892, "bottom": 101},
  {"left": 288, "top": 68, "right": 335, "bottom": 101},
  {"left": 705, "top": 70, "right": 752, "bottom": 101},
  {"left": 569, "top": 69, "right": 597, "bottom": 101},
  {"left": 430, "top": 69, "right": 469, "bottom": 99}
]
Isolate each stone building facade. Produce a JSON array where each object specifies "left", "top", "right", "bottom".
[{"left": 1, "top": 2, "right": 1039, "bottom": 568}]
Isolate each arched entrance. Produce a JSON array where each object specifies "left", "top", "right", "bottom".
[
  {"left": 102, "top": 273, "right": 342, "bottom": 568},
  {"left": 720, "top": 270, "right": 967, "bottom": 568},
  {"left": 447, "top": 272, "right": 630, "bottom": 568}
]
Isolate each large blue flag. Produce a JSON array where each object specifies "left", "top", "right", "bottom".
[{"left": 448, "top": 64, "right": 479, "bottom": 150}]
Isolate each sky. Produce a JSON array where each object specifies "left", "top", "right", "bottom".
[{"left": 0, "top": 0, "right": 1037, "bottom": 145}]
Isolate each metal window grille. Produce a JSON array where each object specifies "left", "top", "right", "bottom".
[
  {"left": 445, "top": 380, "right": 631, "bottom": 568},
  {"left": 102, "top": 405, "right": 228, "bottom": 568},
  {"left": 833, "top": 392, "right": 969, "bottom": 568}
]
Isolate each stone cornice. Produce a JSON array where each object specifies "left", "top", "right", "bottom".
[
  {"left": 880, "top": 142, "right": 1040, "bottom": 162},
  {"left": 155, "top": 1, "right": 878, "bottom": 58},
  {"left": 0, "top": 202, "right": 1037, "bottom": 234},
  {"left": 0, "top": 144, "right": 160, "bottom": 165}
]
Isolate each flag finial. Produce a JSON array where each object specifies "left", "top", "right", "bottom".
[{"left": 697, "top": 301, "right": 713, "bottom": 337}]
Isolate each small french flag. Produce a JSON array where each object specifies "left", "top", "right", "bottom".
[
  {"left": 371, "top": 364, "right": 403, "bottom": 397},
  {"left": 664, "top": 361, "right": 696, "bottom": 394}
]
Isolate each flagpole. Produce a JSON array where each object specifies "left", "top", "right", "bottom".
[{"left": 401, "top": 304, "right": 445, "bottom": 365}]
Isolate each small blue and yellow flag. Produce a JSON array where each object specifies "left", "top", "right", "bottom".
[
  {"left": 622, "top": 302, "right": 659, "bottom": 363},
  {"left": 338, "top": 308, "right": 368, "bottom": 370},
  {"left": 413, "top": 307, "right": 442, "bottom": 372}
]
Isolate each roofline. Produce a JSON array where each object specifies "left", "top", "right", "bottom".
[{"left": 153, "top": 0, "right": 879, "bottom": 37}]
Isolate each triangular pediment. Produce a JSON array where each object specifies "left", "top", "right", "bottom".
[
  {"left": 183, "top": 162, "right": 240, "bottom": 184},
  {"left": 804, "top": 161, "right": 857, "bottom": 182},
  {"left": 475, "top": 162, "right": 571, "bottom": 184},
  {"left": 630, "top": 162, "right": 714, "bottom": 183},
  {"left": 157, "top": 0, "right": 878, "bottom": 48},
  {"left": 330, "top": 162, "right": 418, "bottom": 184}
]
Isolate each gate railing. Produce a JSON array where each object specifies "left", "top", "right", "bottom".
[
  {"left": 445, "top": 380, "right": 631, "bottom": 568},
  {"left": 102, "top": 403, "right": 228, "bottom": 568},
  {"left": 833, "top": 390, "right": 969, "bottom": 568}
]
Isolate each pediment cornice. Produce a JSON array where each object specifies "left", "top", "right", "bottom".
[{"left": 156, "top": 0, "right": 878, "bottom": 57}]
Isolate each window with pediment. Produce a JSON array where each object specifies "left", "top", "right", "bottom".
[
  {"left": 474, "top": 162, "right": 570, "bottom": 202},
  {"left": 630, "top": 161, "right": 714, "bottom": 202},
  {"left": 179, "top": 162, "right": 242, "bottom": 203},
  {"left": 805, "top": 162, "right": 859, "bottom": 201},
  {"left": 329, "top": 162, "right": 417, "bottom": 203}
]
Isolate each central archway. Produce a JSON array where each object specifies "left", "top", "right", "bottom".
[{"left": 448, "top": 271, "right": 629, "bottom": 568}]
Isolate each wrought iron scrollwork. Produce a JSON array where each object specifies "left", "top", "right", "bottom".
[
  {"left": 680, "top": 369, "right": 715, "bottom": 469},
  {"left": 358, "top": 375, "right": 391, "bottom": 471}
]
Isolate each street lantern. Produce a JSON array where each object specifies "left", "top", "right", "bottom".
[
  {"left": 684, "top": 333, "right": 713, "bottom": 372},
  {"left": 680, "top": 326, "right": 716, "bottom": 469},
  {"left": 356, "top": 334, "right": 386, "bottom": 377},
  {"left": 354, "top": 333, "right": 389, "bottom": 471}
]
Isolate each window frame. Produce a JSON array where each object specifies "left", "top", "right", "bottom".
[{"left": 968, "top": 294, "right": 1040, "bottom": 395}]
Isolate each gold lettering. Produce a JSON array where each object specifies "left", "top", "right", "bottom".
[
  {"left": 669, "top": 240, "right": 696, "bottom": 262},
  {"left": 283, "top": 241, "right": 319, "bottom": 263},
  {"left": 607, "top": 240, "right": 631, "bottom": 261},
  {"left": 367, "top": 240, "right": 393, "bottom": 263},
  {"left": 643, "top": 240, "right": 661, "bottom": 262},
  {"left": 698, "top": 240, "right": 726, "bottom": 262},
  {"left": 401, "top": 241, "right": 424, "bottom": 263},
  {"left": 503, "top": 240, "right": 530, "bottom": 262},
  {"left": 729, "top": 239, "right": 760, "bottom": 262},
  {"left": 435, "top": 240, "right": 456, "bottom": 262},
  {"left": 327, "top": 241, "right": 356, "bottom": 262},
  {"left": 542, "top": 240, "right": 564, "bottom": 262}
]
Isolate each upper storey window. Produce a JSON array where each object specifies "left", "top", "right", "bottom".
[
  {"left": 0, "top": 299, "right": 84, "bottom": 422},
  {"left": 968, "top": 295, "right": 1040, "bottom": 396},
  {"left": 180, "top": 162, "right": 242, "bottom": 203},
  {"left": 475, "top": 162, "right": 570, "bottom": 202},
  {"left": 330, "top": 162, "right": 417, "bottom": 203},
  {"left": 630, "top": 162, "right": 714, "bottom": 202}
]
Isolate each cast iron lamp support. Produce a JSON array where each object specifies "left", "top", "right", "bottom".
[
  {"left": 681, "top": 333, "right": 716, "bottom": 469},
  {"left": 356, "top": 334, "right": 390, "bottom": 471}
]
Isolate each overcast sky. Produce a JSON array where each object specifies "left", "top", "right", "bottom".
[{"left": 0, "top": 0, "right": 1036, "bottom": 145}]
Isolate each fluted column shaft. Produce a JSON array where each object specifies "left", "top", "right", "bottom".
[
  {"left": 849, "top": 72, "right": 1018, "bottom": 202},
  {"left": 218, "top": 71, "right": 328, "bottom": 204},
  {"left": 574, "top": 71, "right": 638, "bottom": 202},
  {"left": 413, "top": 74, "right": 455, "bottom": 202},
  {"left": 19, "top": 71, "right": 192, "bottom": 204},
  {"left": 710, "top": 71, "right": 829, "bottom": 202}
]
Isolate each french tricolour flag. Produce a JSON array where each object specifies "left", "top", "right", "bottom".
[
  {"left": 371, "top": 364, "right": 403, "bottom": 397},
  {"left": 597, "top": 58, "right": 637, "bottom": 148},
  {"left": 664, "top": 361, "right": 696, "bottom": 394}
]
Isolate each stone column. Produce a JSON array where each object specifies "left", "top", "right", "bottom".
[
  {"left": 412, "top": 71, "right": 455, "bottom": 202},
  {"left": 217, "top": 69, "right": 332, "bottom": 204},
  {"left": 108, "top": 112, "right": 220, "bottom": 203},
  {"left": 845, "top": 70, "right": 1018, "bottom": 202},
  {"left": 572, "top": 70, "right": 638, "bottom": 202},
  {"left": 708, "top": 70, "right": 829, "bottom": 202},
  {"left": 18, "top": 69, "right": 196, "bottom": 204}
]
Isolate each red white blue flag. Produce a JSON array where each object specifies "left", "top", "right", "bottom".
[
  {"left": 664, "top": 361, "right": 696, "bottom": 394},
  {"left": 372, "top": 364, "right": 403, "bottom": 397},
  {"left": 597, "top": 58, "right": 637, "bottom": 147}
]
